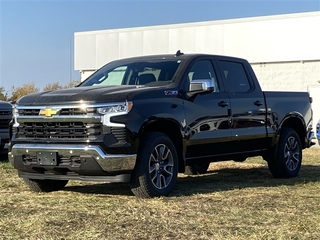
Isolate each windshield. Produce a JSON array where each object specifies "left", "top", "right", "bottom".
[{"left": 79, "top": 60, "right": 183, "bottom": 87}]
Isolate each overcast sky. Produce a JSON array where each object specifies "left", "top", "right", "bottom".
[{"left": 0, "top": 0, "right": 319, "bottom": 93}]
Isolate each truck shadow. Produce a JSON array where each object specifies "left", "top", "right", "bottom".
[
  {"left": 174, "top": 164, "right": 320, "bottom": 196},
  {"left": 64, "top": 164, "right": 320, "bottom": 197}
]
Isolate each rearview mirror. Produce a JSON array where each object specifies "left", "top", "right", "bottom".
[{"left": 189, "top": 79, "right": 215, "bottom": 93}]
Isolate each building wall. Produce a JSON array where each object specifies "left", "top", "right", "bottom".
[
  {"left": 74, "top": 11, "right": 320, "bottom": 71},
  {"left": 251, "top": 61, "right": 320, "bottom": 91}
]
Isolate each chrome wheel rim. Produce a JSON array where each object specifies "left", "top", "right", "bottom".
[
  {"left": 284, "top": 136, "right": 300, "bottom": 171},
  {"left": 149, "top": 144, "right": 174, "bottom": 190}
]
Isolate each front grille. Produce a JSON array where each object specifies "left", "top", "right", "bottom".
[
  {"left": 0, "top": 109, "right": 12, "bottom": 128},
  {"left": 0, "top": 119, "right": 11, "bottom": 128},
  {"left": 18, "top": 108, "right": 95, "bottom": 116},
  {"left": 59, "top": 108, "right": 87, "bottom": 115},
  {"left": 17, "top": 122, "right": 102, "bottom": 139},
  {"left": 0, "top": 110, "right": 12, "bottom": 115},
  {"left": 15, "top": 105, "right": 127, "bottom": 143},
  {"left": 18, "top": 109, "right": 40, "bottom": 116}
]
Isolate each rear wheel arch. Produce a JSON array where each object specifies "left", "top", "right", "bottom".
[
  {"left": 267, "top": 127, "right": 302, "bottom": 178},
  {"left": 278, "top": 115, "right": 306, "bottom": 148}
]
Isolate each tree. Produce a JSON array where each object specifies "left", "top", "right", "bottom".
[
  {"left": 0, "top": 86, "right": 8, "bottom": 101},
  {"left": 42, "top": 80, "right": 81, "bottom": 92},
  {"left": 9, "top": 82, "right": 40, "bottom": 102},
  {"left": 64, "top": 80, "right": 81, "bottom": 89},
  {"left": 43, "top": 82, "right": 64, "bottom": 91}
]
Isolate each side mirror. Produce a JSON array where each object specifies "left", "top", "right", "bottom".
[{"left": 189, "top": 79, "right": 215, "bottom": 93}]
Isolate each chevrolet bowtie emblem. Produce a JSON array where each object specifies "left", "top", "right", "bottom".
[{"left": 39, "top": 108, "right": 59, "bottom": 117}]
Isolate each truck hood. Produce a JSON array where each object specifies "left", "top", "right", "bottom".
[{"left": 16, "top": 85, "right": 150, "bottom": 106}]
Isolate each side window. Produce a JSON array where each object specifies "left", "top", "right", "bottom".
[
  {"left": 188, "top": 60, "right": 219, "bottom": 92},
  {"left": 218, "top": 61, "right": 251, "bottom": 92}
]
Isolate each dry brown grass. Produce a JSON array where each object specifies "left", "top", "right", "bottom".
[{"left": 0, "top": 148, "right": 320, "bottom": 240}]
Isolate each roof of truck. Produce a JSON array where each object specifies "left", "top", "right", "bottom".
[{"left": 108, "top": 51, "right": 246, "bottom": 63}]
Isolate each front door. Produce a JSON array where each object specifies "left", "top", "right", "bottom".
[{"left": 183, "top": 59, "right": 232, "bottom": 159}]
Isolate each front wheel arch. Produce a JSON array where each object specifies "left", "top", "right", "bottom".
[{"left": 139, "top": 119, "right": 185, "bottom": 173}]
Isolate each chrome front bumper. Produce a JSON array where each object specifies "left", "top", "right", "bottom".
[{"left": 8, "top": 144, "right": 137, "bottom": 172}]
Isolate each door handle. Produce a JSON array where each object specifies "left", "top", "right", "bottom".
[
  {"left": 218, "top": 101, "right": 229, "bottom": 107},
  {"left": 254, "top": 101, "right": 263, "bottom": 107}
]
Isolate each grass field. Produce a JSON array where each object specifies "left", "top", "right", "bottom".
[{"left": 0, "top": 148, "right": 319, "bottom": 240}]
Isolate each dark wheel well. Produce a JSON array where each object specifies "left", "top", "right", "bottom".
[
  {"left": 280, "top": 117, "right": 305, "bottom": 148},
  {"left": 141, "top": 120, "right": 185, "bottom": 173}
]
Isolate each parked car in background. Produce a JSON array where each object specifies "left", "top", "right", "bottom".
[
  {"left": 0, "top": 101, "right": 13, "bottom": 150},
  {"left": 317, "top": 120, "right": 320, "bottom": 145}
]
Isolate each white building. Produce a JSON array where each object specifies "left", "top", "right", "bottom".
[{"left": 74, "top": 11, "right": 320, "bottom": 145}]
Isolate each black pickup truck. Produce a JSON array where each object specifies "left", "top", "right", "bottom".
[{"left": 9, "top": 52, "right": 314, "bottom": 198}]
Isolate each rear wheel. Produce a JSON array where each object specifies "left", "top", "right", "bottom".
[
  {"left": 23, "top": 179, "right": 69, "bottom": 192},
  {"left": 268, "top": 128, "right": 302, "bottom": 178},
  {"left": 184, "top": 162, "right": 210, "bottom": 175},
  {"left": 130, "top": 132, "right": 178, "bottom": 198}
]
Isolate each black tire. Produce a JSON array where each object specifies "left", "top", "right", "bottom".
[
  {"left": 130, "top": 132, "right": 178, "bottom": 198},
  {"left": 267, "top": 128, "right": 302, "bottom": 178},
  {"left": 184, "top": 162, "right": 210, "bottom": 175},
  {"left": 23, "top": 178, "right": 69, "bottom": 192}
]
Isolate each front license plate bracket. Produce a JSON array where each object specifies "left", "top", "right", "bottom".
[{"left": 37, "top": 151, "right": 58, "bottom": 166}]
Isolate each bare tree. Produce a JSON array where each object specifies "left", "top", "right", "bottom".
[
  {"left": 64, "top": 80, "right": 81, "bottom": 89},
  {"left": 43, "top": 82, "right": 64, "bottom": 91},
  {"left": 9, "top": 82, "right": 40, "bottom": 102},
  {"left": 0, "top": 86, "right": 8, "bottom": 101}
]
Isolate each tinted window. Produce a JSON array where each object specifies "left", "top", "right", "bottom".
[
  {"left": 218, "top": 61, "right": 251, "bottom": 92},
  {"left": 80, "top": 60, "right": 182, "bottom": 87}
]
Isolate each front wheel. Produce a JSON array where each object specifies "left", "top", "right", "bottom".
[
  {"left": 23, "top": 179, "right": 69, "bottom": 192},
  {"left": 268, "top": 128, "right": 302, "bottom": 178},
  {"left": 130, "top": 132, "right": 178, "bottom": 198}
]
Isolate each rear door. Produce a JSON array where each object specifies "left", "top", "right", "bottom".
[{"left": 215, "top": 58, "right": 267, "bottom": 153}]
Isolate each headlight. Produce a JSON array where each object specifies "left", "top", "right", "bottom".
[
  {"left": 97, "top": 101, "right": 133, "bottom": 115},
  {"left": 98, "top": 101, "right": 133, "bottom": 127}
]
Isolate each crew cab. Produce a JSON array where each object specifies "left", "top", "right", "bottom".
[{"left": 9, "top": 52, "right": 314, "bottom": 197}]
